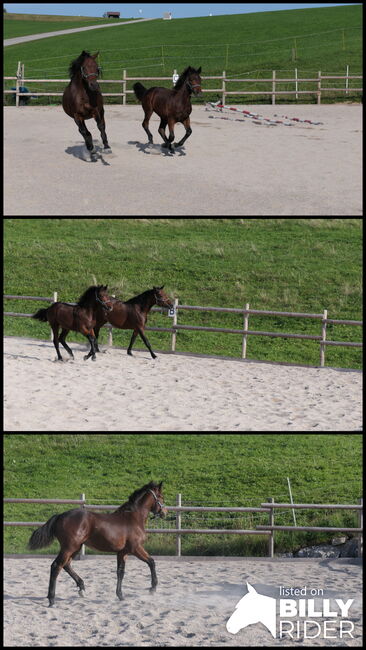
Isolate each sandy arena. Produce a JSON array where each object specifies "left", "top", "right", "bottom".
[
  {"left": 4, "top": 104, "right": 362, "bottom": 216},
  {"left": 3, "top": 336, "right": 362, "bottom": 431},
  {"left": 4, "top": 555, "right": 362, "bottom": 646}
]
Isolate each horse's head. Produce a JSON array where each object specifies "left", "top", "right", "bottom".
[
  {"left": 187, "top": 66, "right": 202, "bottom": 96},
  {"left": 153, "top": 285, "right": 173, "bottom": 309},
  {"left": 96, "top": 285, "right": 113, "bottom": 312},
  {"left": 148, "top": 481, "right": 168, "bottom": 518},
  {"left": 80, "top": 51, "right": 101, "bottom": 91}
]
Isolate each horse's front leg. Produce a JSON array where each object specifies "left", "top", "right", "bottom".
[
  {"left": 96, "top": 109, "right": 111, "bottom": 153},
  {"left": 133, "top": 546, "right": 158, "bottom": 593},
  {"left": 175, "top": 117, "right": 192, "bottom": 148},
  {"left": 84, "top": 330, "right": 97, "bottom": 361},
  {"left": 138, "top": 328, "right": 157, "bottom": 359},
  {"left": 74, "top": 116, "right": 97, "bottom": 162}
]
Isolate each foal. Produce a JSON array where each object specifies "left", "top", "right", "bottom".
[{"left": 28, "top": 481, "right": 167, "bottom": 607}]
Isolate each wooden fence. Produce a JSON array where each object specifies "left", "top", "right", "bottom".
[
  {"left": 4, "top": 294, "right": 362, "bottom": 367},
  {"left": 4, "top": 66, "right": 363, "bottom": 106},
  {"left": 4, "top": 495, "right": 362, "bottom": 558}
]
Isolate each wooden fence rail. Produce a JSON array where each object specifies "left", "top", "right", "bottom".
[
  {"left": 4, "top": 496, "right": 362, "bottom": 558},
  {"left": 4, "top": 294, "right": 362, "bottom": 367},
  {"left": 4, "top": 67, "right": 363, "bottom": 106}
]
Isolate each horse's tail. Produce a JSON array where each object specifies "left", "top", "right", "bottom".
[
  {"left": 28, "top": 514, "right": 59, "bottom": 550},
  {"left": 32, "top": 307, "right": 49, "bottom": 322},
  {"left": 133, "top": 82, "right": 147, "bottom": 101}
]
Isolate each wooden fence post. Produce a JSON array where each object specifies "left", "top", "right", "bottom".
[
  {"left": 242, "top": 302, "right": 249, "bottom": 358},
  {"left": 171, "top": 298, "right": 178, "bottom": 352},
  {"left": 268, "top": 497, "right": 274, "bottom": 557},
  {"left": 317, "top": 70, "right": 322, "bottom": 105},
  {"left": 176, "top": 493, "right": 182, "bottom": 556},
  {"left": 122, "top": 69, "right": 126, "bottom": 105},
  {"left": 358, "top": 497, "right": 363, "bottom": 557},
  {"left": 320, "top": 309, "right": 327, "bottom": 367},
  {"left": 272, "top": 70, "right": 276, "bottom": 105}
]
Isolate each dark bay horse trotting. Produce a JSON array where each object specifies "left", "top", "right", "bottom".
[
  {"left": 94, "top": 285, "right": 173, "bottom": 359},
  {"left": 28, "top": 482, "right": 167, "bottom": 607},
  {"left": 62, "top": 50, "right": 111, "bottom": 162},
  {"left": 133, "top": 66, "right": 202, "bottom": 152},
  {"left": 32, "top": 285, "right": 113, "bottom": 362}
]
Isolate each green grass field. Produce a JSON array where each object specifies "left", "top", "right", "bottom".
[
  {"left": 3, "top": 219, "right": 362, "bottom": 369},
  {"left": 4, "top": 433, "right": 362, "bottom": 556},
  {"left": 4, "top": 5, "right": 362, "bottom": 105}
]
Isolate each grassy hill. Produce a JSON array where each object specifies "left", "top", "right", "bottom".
[
  {"left": 3, "top": 219, "right": 362, "bottom": 369},
  {"left": 4, "top": 5, "right": 362, "bottom": 105},
  {"left": 4, "top": 433, "right": 362, "bottom": 556}
]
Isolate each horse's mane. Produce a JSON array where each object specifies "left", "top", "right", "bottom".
[
  {"left": 124, "top": 289, "right": 153, "bottom": 306},
  {"left": 68, "top": 50, "right": 92, "bottom": 79},
  {"left": 77, "top": 285, "right": 104, "bottom": 308},
  {"left": 174, "top": 66, "right": 200, "bottom": 90},
  {"left": 117, "top": 481, "right": 160, "bottom": 512}
]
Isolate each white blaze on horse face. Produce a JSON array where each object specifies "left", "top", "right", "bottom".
[{"left": 226, "top": 582, "right": 276, "bottom": 638}]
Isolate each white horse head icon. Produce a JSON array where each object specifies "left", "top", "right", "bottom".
[{"left": 226, "top": 582, "right": 276, "bottom": 638}]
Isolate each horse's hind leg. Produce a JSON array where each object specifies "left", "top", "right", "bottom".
[
  {"left": 116, "top": 551, "right": 127, "bottom": 601},
  {"left": 74, "top": 116, "right": 97, "bottom": 162},
  {"left": 158, "top": 118, "right": 169, "bottom": 146},
  {"left": 142, "top": 107, "right": 154, "bottom": 144},
  {"left": 63, "top": 549, "right": 85, "bottom": 597},
  {"left": 48, "top": 550, "right": 73, "bottom": 607},
  {"left": 51, "top": 325, "right": 63, "bottom": 361},
  {"left": 175, "top": 117, "right": 192, "bottom": 148},
  {"left": 59, "top": 329, "right": 74, "bottom": 359}
]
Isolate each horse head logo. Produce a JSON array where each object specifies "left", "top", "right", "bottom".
[{"left": 226, "top": 582, "right": 276, "bottom": 638}]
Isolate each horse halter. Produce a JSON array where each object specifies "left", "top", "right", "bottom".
[
  {"left": 81, "top": 65, "right": 100, "bottom": 80},
  {"left": 95, "top": 290, "right": 113, "bottom": 311},
  {"left": 154, "top": 290, "right": 172, "bottom": 309},
  {"left": 187, "top": 79, "right": 201, "bottom": 93},
  {"left": 148, "top": 488, "right": 165, "bottom": 515}
]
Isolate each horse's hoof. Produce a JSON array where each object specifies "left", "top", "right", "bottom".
[
  {"left": 83, "top": 355, "right": 90, "bottom": 361},
  {"left": 104, "top": 147, "right": 112, "bottom": 153},
  {"left": 78, "top": 589, "right": 85, "bottom": 598},
  {"left": 92, "top": 357, "right": 97, "bottom": 362},
  {"left": 48, "top": 601, "right": 54, "bottom": 608}
]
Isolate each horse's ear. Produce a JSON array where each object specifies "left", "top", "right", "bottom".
[
  {"left": 158, "top": 481, "right": 163, "bottom": 489},
  {"left": 93, "top": 52, "right": 99, "bottom": 59},
  {"left": 197, "top": 66, "right": 202, "bottom": 73}
]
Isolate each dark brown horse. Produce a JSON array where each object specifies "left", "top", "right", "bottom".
[
  {"left": 62, "top": 50, "right": 111, "bottom": 162},
  {"left": 94, "top": 285, "right": 173, "bottom": 359},
  {"left": 133, "top": 66, "right": 202, "bottom": 152},
  {"left": 32, "top": 285, "right": 113, "bottom": 362},
  {"left": 28, "top": 481, "right": 167, "bottom": 607}
]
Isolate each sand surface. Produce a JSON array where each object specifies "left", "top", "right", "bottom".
[
  {"left": 4, "top": 336, "right": 362, "bottom": 431},
  {"left": 4, "top": 104, "right": 362, "bottom": 216},
  {"left": 4, "top": 556, "right": 362, "bottom": 646}
]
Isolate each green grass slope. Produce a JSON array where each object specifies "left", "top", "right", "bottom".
[
  {"left": 4, "top": 5, "right": 362, "bottom": 105},
  {"left": 4, "top": 219, "right": 362, "bottom": 369},
  {"left": 4, "top": 434, "right": 362, "bottom": 556}
]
